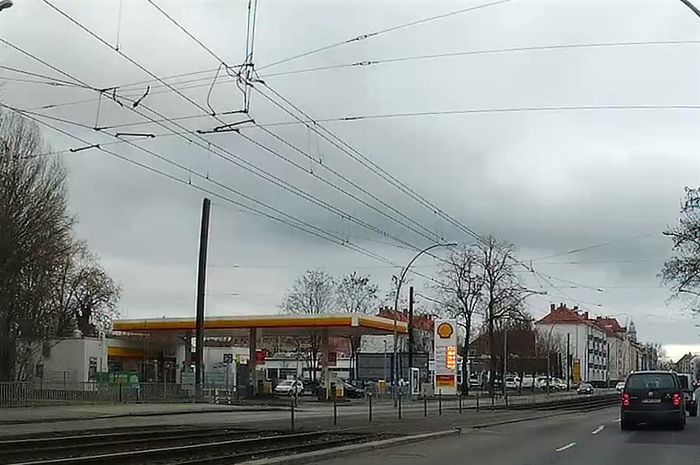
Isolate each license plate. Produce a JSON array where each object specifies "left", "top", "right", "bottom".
[{"left": 642, "top": 399, "right": 661, "bottom": 404}]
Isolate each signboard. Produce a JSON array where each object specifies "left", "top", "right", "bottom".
[
  {"left": 573, "top": 359, "right": 581, "bottom": 385},
  {"left": 434, "top": 319, "right": 458, "bottom": 395},
  {"left": 223, "top": 353, "right": 233, "bottom": 364}
]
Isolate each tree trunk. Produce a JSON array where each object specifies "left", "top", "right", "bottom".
[
  {"left": 488, "top": 304, "right": 496, "bottom": 396},
  {"left": 462, "top": 317, "right": 471, "bottom": 396}
]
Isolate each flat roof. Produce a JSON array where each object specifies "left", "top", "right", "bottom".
[{"left": 113, "top": 313, "right": 408, "bottom": 337}]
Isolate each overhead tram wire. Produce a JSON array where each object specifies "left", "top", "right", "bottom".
[
  {"left": 142, "top": 0, "right": 443, "bottom": 244},
  {"left": 258, "top": 39, "right": 700, "bottom": 78},
  {"left": 20, "top": 13, "right": 448, "bottom": 256},
  {"left": 126, "top": 2, "right": 461, "bottom": 252},
  {"left": 4, "top": 102, "right": 445, "bottom": 278},
  {"left": 250, "top": 81, "right": 485, "bottom": 243},
  {"left": 18, "top": 37, "right": 700, "bottom": 119},
  {"left": 255, "top": 0, "right": 513, "bottom": 72},
  {"left": 528, "top": 232, "right": 662, "bottom": 262},
  {"left": 4, "top": 45, "right": 451, "bottom": 273}
]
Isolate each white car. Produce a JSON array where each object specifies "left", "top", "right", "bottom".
[
  {"left": 615, "top": 381, "right": 625, "bottom": 393},
  {"left": 552, "top": 378, "right": 568, "bottom": 390},
  {"left": 274, "top": 379, "right": 304, "bottom": 397},
  {"left": 504, "top": 376, "right": 520, "bottom": 389}
]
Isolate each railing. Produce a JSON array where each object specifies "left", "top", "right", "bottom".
[{"left": 0, "top": 381, "right": 235, "bottom": 407}]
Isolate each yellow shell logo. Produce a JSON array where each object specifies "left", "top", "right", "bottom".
[{"left": 437, "top": 322, "right": 454, "bottom": 339}]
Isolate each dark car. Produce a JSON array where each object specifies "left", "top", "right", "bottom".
[
  {"left": 676, "top": 373, "right": 697, "bottom": 417},
  {"left": 621, "top": 371, "right": 686, "bottom": 430},
  {"left": 341, "top": 381, "right": 366, "bottom": 399},
  {"left": 577, "top": 383, "right": 594, "bottom": 395}
]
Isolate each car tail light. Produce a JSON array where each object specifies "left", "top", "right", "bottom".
[
  {"left": 673, "top": 392, "right": 682, "bottom": 408},
  {"left": 622, "top": 393, "right": 630, "bottom": 408}
]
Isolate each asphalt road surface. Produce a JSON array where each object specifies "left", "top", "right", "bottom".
[{"left": 316, "top": 406, "right": 700, "bottom": 465}]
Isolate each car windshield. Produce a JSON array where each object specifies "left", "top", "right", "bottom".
[
  {"left": 278, "top": 381, "right": 294, "bottom": 386},
  {"left": 626, "top": 373, "right": 676, "bottom": 390}
]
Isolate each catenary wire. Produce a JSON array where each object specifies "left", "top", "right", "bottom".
[
  {"left": 256, "top": 0, "right": 513, "bottom": 71},
  {"left": 3, "top": 39, "right": 452, "bottom": 272},
  {"left": 40, "top": 1, "right": 460, "bottom": 255}
]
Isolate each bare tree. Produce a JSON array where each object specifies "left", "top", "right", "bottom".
[
  {"left": 434, "top": 245, "right": 483, "bottom": 394},
  {"left": 477, "top": 236, "right": 529, "bottom": 395},
  {"left": 336, "top": 272, "right": 378, "bottom": 379},
  {"left": 281, "top": 270, "right": 336, "bottom": 381},
  {"left": 0, "top": 110, "right": 74, "bottom": 380},
  {"left": 0, "top": 110, "right": 121, "bottom": 380},
  {"left": 661, "top": 187, "right": 700, "bottom": 311}
]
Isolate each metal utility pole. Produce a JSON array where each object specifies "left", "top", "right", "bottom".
[
  {"left": 194, "top": 198, "right": 211, "bottom": 401},
  {"left": 502, "top": 327, "right": 508, "bottom": 398},
  {"left": 408, "top": 286, "right": 414, "bottom": 378},
  {"left": 680, "top": 0, "right": 700, "bottom": 19},
  {"left": 566, "top": 333, "right": 571, "bottom": 390}
]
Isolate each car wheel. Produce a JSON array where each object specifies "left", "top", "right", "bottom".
[
  {"left": 690, "top": 403, "right": 697, "bottom": 417},
  {"left": 620, "top": 419, "right": 632, "bottom": 431}
]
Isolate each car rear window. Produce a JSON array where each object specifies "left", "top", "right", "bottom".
[
  {"left": 626, "top": 373, "right": 676, "bottom": 390},
  {"left": 678, "top": 375, "right": 689, "bottom": 390}
]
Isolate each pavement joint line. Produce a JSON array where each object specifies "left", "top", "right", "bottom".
[
  {"left": 555, "top": 442, "right": 576, "bottom": 452},
  {"left": 237, "top": 429, "right": 460, "bottom": 465},
  {"left": 592, "top": 425, "right": 605, "bottom": 435}
]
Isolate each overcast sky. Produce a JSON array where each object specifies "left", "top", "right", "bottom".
[{"left": 2, "top": 0, "right": 700, "bottom": 360}]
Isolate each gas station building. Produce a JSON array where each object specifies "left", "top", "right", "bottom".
[{"left": 109, "top": 313, "right": 408, "bottom": 396}]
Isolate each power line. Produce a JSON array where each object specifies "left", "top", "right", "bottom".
[
  {"left": 19, "top": 37, "right": 700, "bottom": 120},
  {"left": 530, "top": 232, "right": 661, "bottom": 262},
  {"left": 3, "top": 102, "right": 420, "bottom": 270},
  {"left": 243, "top": 124, "right": 443, "bottom": 243},
  {"left": 256, "top": 0, "right": 513, "bottom": 71},
  {"left": 260, "top": 39, "right": 700, "bottom": 78},
  {"left": 21, "top": 12, "right": 445, "bottom": 257},
  {"left": 4, "top": 44, "right": 453, "bottom": 280}
]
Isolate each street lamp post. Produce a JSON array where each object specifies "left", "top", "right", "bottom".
[{"left": 392, "top": 242, "right": 457, "bottom": 401}]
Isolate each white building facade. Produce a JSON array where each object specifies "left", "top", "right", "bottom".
[{"left": 536, "top": 304, "right": 609, "bottom": 386}]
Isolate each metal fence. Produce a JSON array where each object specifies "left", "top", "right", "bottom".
[{"left": 0, "top": 381, "right": 235, "bottom": 407}]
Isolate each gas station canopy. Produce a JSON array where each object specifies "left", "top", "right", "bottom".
[{"left": 113, "top": 313, "right": 408, "bottom": 338}]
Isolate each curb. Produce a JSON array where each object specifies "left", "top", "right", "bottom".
[{"left": 238, "top": 429, "right": 460, "bottom": 465}]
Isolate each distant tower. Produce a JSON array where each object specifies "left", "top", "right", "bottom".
[{"left": 628, "top": 321, "right": 637, "bottom": 342}]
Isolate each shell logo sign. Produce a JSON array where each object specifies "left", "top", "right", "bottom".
[
  {"left": 434, "top": 319, "right": 458, "bottom": 395},
  {"left": 436, "top": 322, "right": 454, "bottom": 339}
]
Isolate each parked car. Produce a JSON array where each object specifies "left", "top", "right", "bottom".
[
  {"left": 551, "top": 378, "right": 568, "bottom": 390},
  {"left": 504, "top": 376, "right": 520, "bottom": 390},
  {"left": 341, "top": 381, "right": 366, "bottom": 399},
  {"left": 615, "top": 381, "right": 625, "bottom": 393},
  {"left": 468, "top": 373, "right": 482, "bottom": 389},
  {"left": 620, "top": 370, "right": 685, "bottom": 430},
  {"left": 676, "top": 373, "right": 697, "bottom": 417},
  {"left": 577, "top": 383, "right": 594, "bottom": 395},
  {"left": 274, "top": 379, "right": 304, "bottom": 397},
  {"left": 535, "top": 376, "right": 552, "bottom": 390},
  {"left": 520, "top": 375, "right": 535, "bottom": 389}
]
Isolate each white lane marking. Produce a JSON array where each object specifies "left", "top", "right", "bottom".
[
  {"left": 555, "top": 442, "right": 576, "bottom": 452},
  {"left": 592, "top": 425, "right": 605, "bottom": 435},
  {"left": 613, "top": 418, "right": 621, "bottom": 423}
]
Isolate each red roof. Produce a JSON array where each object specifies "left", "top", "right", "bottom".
[
  {"left": 536, "top": 305, "right": 589, "bottom": 325},
  {"left": 592, "top": 317, "right": 625, "bottom": 337},
  {"left": 376, "top": 308, "right": 435, "bottom": 331}
]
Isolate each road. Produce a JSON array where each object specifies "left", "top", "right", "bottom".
[{"left": 316, "top": 406, "right": 700, "bottom": 465}]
